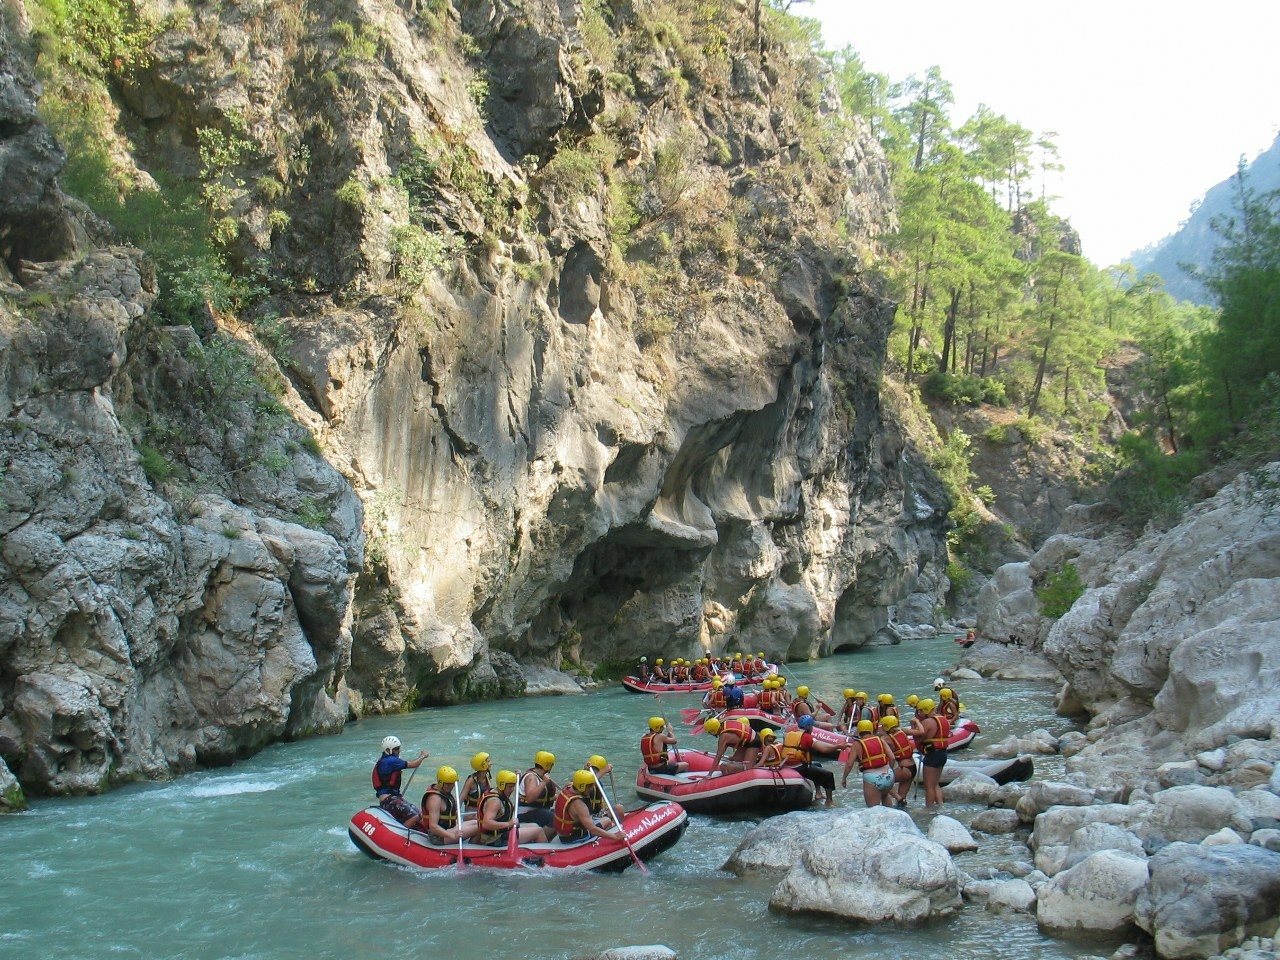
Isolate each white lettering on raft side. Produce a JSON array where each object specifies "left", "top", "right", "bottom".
[{"left": 624, "top": 811, "right": 669, "bottom": 841}]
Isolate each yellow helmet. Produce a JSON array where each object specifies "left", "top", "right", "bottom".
[
  {"left": 655, "top": 658, "right": 664, "bottom": 665},
  {"left": 843, "top": 689, "right": 855, "bottom": 699},
  {"left": 906, "top": 695, "right": 920, "bottom": 707},
  {"left": 587, "top": 754, "right": 608, "bottom": 771},
  {"left": 437, "top": 765, "right": 459, "bottom": 785},
  {"left": 778, "top": 677, "right": 786, "bottom": 685},
  {"left": 878, "top": 694, "right": 894, "bottom": 704},
  {"left": 572, "top": 769, "right": 596, "bottom": 792},
  {"left": 940, "top": 688, "right": 953, "bottom": 700},
  {"left": 880, "top": 715, "right": 900, "bottom": 730},
  {"left": 534, "top": 750, "right": 556, "bottom": 770},
  {"left": 471, "top": 751, "right": 491, "bottom": 772},
  {"left": 648, "top": 717, "right": 666, "bottom": 731},
  {"left": 797, "top": 686, "right": 810, "bottom": 698},
  {"left": 496, "top": 769, "right": 518, "bottom": 788},
  {"left": 855, "top": 691, "right": 867, "bottom": 700},
  {"left": 704, "top": 718, "right": 722, "bottom": 734},
  {"left": 757, "top": 652, "right": 765, "bottom": 658},
  {"left": 712, "top": 678, "right": 723, "bottom": 688},
  {"left": 918, "top": 698, "right": 936, "bottom": 712},
  {"left": 759, "top": 728, "right": 776, "bottom": 741},
  {"left": 856, "top": 719, "right": 874, "bottom": 733}
]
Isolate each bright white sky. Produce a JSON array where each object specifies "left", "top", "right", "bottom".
[{"left": 805, "top": 0, "right": 1280, "bottom": 267}]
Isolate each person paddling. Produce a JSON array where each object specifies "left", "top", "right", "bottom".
[
  {"left": 371, "top": 735, "right": 430, "bottom": 830},
  {"left": 478, "top": 770, "right": 552, "bottom": 845},
  {"left": 421, "top": 766, "right": 479, "bottom": 845},
  {"left": 641, "top": 717, "right": 690, "bottom": 774},
  {"left": 518, "top": 750, "right": 559, "bottom": 832},
  {"left": 460, "top": 752, "right": 493, "bottom": 812},
  {"left": 553, "top": 770, "right": 624, "bottom": 843}
]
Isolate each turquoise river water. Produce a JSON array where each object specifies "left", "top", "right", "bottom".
[{"left": 0, "top": 637, "right": 1087, "bottom": 960}]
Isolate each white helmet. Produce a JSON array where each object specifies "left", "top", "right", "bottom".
[
  {"left": 381, "top": 736, "right": 402, "bottom": 752},
  {"left": 933, "top": 678, "right": 945, "bottom": 690}
]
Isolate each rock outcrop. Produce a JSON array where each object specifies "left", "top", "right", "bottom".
[{"left": 970, "top": 463, "right": 1280, "bottom": 793}]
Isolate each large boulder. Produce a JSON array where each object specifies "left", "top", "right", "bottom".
[
  {"left": 1035, "top": 850, "right": 1150, "bottom": 940},
  {"left": 1134, "top": 842, "right": 1280, "bottom": 959},
  {"left": 768, "top": 807, "right": 962, "bottom": 924},
  {"left": 1139, "top": 785, "right": 1248, "bottom": 844},
  {"left": 723, "top": 809, "right": 844, "bottom": 874}
]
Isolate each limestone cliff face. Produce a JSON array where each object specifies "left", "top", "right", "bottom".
[{"left": 0, "top": 0, "right": 952, "bottom": 799}]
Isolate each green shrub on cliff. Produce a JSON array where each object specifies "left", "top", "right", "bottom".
[{"left": 1035, "top": 561, "right": 1085, "bottom": 619}]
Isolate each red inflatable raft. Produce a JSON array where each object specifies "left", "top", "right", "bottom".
[
  {"left": 621, "top": 669, "right": 776, "bottom": 694},
  {"left": 349, "top": 800, "right": 688, "bottom": 872},
  {"left": 633, "top": 748, "right": 815, "bottom": 813}
]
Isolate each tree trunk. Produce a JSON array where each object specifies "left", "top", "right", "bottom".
[{"left": 939, "top": 287, "right": 960, "bottom": 374}]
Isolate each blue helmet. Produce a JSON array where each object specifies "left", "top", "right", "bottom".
[{"left": 797, "top": 715, "right": 814, "bottom": 730}]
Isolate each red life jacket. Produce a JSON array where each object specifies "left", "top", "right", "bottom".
[
  {"left": 641, "top": 732, "right": 668, "bottom": 767},
  {"left": 723, "top": 717, "right": 752, "bottom": 742},
  {"left": 759, "top": 688, "right": 780, "bottom": 711},
  {"left": 553, "top": 787, "right": 588, "bottom": 840},
  {"left": 886, "top": 729, "right": 915, "bottom": 762},
  {"left": 926, "top": 715, "right": 952, "bottom": 752},
  {"left": 856, "top": 734, "right": 891, "bottom": 770},
  {"left": 371, "top": 756, "right": 402, "bottom": 795},
  {"left": 792, "top": 698, "right": 813, "bottom": 719},
  {"left": 706, "top": 689, "right": 726, "bottom": 709}
]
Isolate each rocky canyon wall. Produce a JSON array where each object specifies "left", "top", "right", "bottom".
[{"left": 0, "top": 0, "right": 953, "bottom": 801}]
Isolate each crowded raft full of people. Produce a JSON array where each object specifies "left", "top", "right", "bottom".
[{"left": 351, "top": 742, "right": 688, "bottom": 872}]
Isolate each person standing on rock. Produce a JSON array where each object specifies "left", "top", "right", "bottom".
[
  {"left": 907, "top": 698, "right": 950, "bottom": 811},
  {"left": 878, "top": 715, "right": 917, "bottom": 808},
  {"left": 372, "top": 735, "right": 430, "bottom": 829},
  {"left": 840, "top": 719, "right": 896, "bottom": 807}
]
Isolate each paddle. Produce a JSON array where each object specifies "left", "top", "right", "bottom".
[
  {"left": 591, "top": 771, "right": 648, "bottom": 875},
  {"left": 778, "top": 662, "right": 837, "bottom": 718},
  {"left": 506, "top": 782, "right": 521, "bottom": 858},
  {"left": 453, "top": 782, "right": 465, "bottom": 869}
]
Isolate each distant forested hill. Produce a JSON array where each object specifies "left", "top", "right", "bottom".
[{"left": 1126, "top": 134, "right": 1280, "bottom": 305}]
